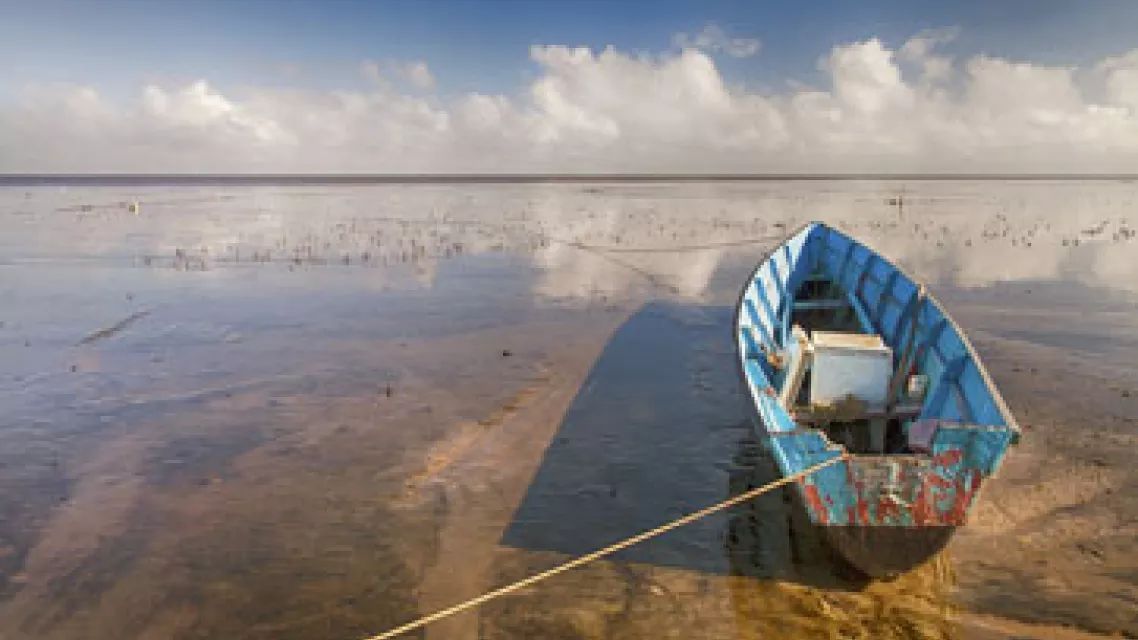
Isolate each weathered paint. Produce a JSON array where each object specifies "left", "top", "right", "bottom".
[
  {"left": 788, "top": 422, "right": 1015, "bottom": 527},
  {"left": 732, "top": 222, "right": 1019, "bottom": 574}
]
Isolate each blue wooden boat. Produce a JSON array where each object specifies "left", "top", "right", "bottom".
[{"left": 733, "top": 221, "right": 1020, "bottom": 578}]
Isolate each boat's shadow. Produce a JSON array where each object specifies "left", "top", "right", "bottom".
[{"left": 500, "top": 301, "right": 868, "bottom": 590}]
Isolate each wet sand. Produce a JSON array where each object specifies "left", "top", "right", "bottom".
[
  {"left": 0, "top": 316, "right": 629, "bottom": 639},
  {"left": 1, "top": 180, "right": 1136, "bottom": 639}
]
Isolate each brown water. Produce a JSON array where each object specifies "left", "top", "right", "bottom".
[{"left": 2, "top": 181, "right": 1136, "bottom": 639}]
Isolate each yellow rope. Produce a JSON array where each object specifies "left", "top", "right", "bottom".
[{"left": 363, "top": 453, "right": 846, "bottom": 640}]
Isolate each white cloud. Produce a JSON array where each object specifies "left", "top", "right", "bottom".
[
  {"left": 361, "top": 59, "right": 435, "bottom": 90},
  {"left": 824, "top": 39, "right": 913, "bottom": 115},
  {"left": 900, "top": 27, "right": 958, "bottom": 84},
  {"left": 899, "top": 27, "right": 959, "bottom": 60},
  {"left": 399, "top": 61, "right": 436, "bottom": 90},
  {"left": 360, "top": 59, "right": 384, "bottom": 85},
  {"left": 3, "top": 30, "right": 1138, "bottom": 173},
  {"left": 1096, "top": 50, "right": 1138, "bottom": 108},
  {"left": 672, "top": 23, "right": 761, "bottom": 58}
]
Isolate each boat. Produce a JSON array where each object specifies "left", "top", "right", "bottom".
[{"left": 733, "top": 221, "right": 1020, "bottom": 578}]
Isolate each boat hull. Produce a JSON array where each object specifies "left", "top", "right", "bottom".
[{"left": 821, "top": 525, "right": 955, "bottom": 578}]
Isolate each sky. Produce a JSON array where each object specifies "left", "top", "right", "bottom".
[{"left": 2, "top": 0, "right": 1138, "bottom": 173}]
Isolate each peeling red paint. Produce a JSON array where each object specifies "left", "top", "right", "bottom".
[
  {"left": 877, "top": 495, "right": 902, "bottom": 522},
  {"left": 947, "top": 471, "right": 984, "bottom": 525},
  {"left": 913, "top": 480, "right": 935, "bottom": 525},
  {"left": 924, "top": 472, "right": 953, "bottom": 489},
  {"left": 797, "top": 435, "right": 1001, "bottom": 528},
  {"left": 933, "top": 448, "right": 963, "bottom": 467},
  {"left": 854, "top": 486, "right": 870, "bottom": 524},
  {"left": 800, "top": 481, "right": 829, "bottom": 524}
]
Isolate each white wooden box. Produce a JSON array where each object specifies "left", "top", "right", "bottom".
[{"left": 808, "top": 331, "right": 893, "bottom": 407}]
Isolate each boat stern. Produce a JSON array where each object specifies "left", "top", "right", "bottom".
[{"left": 789, "top": 421, "right": 1017, "bottom": 576}]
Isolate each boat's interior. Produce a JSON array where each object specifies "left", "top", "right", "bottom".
[
  {"left": 776, "top": 270, "right": 922, "bottom": 455},
  {"left": 737, "top": 224, "right": 1018, "bottom": 459}
]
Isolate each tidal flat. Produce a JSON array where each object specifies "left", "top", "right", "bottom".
[{"left": 1, "top": 180, "right": 1136, "bottom": 639}]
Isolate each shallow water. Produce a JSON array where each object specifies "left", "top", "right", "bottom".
[{"left": 1, "top": 181, "right": 1136, "bottom": 639}]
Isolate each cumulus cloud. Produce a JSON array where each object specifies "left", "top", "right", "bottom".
[
  {"left": 398, "top": 61, "right": 436, "bottom": 90},
  {"left": 3, "top": 30, "right": 1138, "bottom": 173},
  {"left": 1096, "top": 50, "right": 1138, "bottom": 108},
  {"left": 360, "top": 59, "right": 434, "bottom": 90},
  {"left": 360, "top": 60, "right": 384, "bottom": 85},
  {"left": 899, "top": 27, "right": 958, "bottom": 83},
  {"left": 899, "top": 27, "right": 959, "bottom": 60},
  {"left": 672, "top": 23, "right": 761, "bottom": 58}
]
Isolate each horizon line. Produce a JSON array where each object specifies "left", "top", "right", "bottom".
[{"left": 3, "top": 173, "right": 1138, "bottom": 186}]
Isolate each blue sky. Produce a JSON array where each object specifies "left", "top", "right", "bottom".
[{"left": 4, "top": 0, "right": 1138, "bottom": 101}]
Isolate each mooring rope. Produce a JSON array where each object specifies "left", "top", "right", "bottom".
[
  {"left": 362, "top": 453, "right": 846, "bottom": 640},
  {"left": 564, "top": 235, "right": 782, "bottom": 253}
]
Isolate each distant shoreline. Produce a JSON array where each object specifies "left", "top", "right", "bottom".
[{"left": 2, "top": 174, "right": 1137, "bottom": 187}]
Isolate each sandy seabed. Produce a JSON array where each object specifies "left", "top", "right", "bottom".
[{"left": 0, "top": 180, "right": 1136, "bottom": 639}]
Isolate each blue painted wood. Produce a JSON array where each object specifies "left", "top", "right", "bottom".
[
  {"left": 753, "top": 278, "right": 779, "bottom": 337},
  {"left": 875, "top": 270, "right": 901, "bottom": 323},
  {"left": 739, "top": 326, "right": 764, "bottom": 363},
  {"left": 893, "top": 285, "right": 922, "bottom": 341},
  {"left": 742, "top": 298, "right": 775, "bottom": 350},
  {"left": 733, "top": 222, "right": 1020, "bottom": 576},
  {"left": 781, "top": 286, "right": 793, "bottom": 346},
  {"left": 768, "top": 259, "right": 786, "bottom": 346},
  {"left": 846, "top": 287, "right": 877, "bottom": 335}
]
